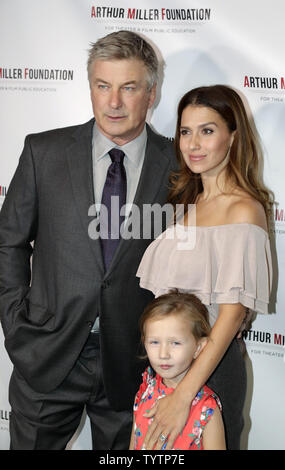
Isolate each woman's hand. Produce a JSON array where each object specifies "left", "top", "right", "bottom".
[{"left": 142, "top": 389, "right": 191, "bottom": 450}]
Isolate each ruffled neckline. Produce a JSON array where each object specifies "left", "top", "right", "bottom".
[
  {"left": 137, "top": 220, "right": 272, "bottom": 316},
  {"left": 175, "top": 222, "right": 268, "bottom": 236}
]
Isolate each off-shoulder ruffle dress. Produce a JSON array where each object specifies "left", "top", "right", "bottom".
[{"left": 137, "top": 223, "right": 272, "bottom": 324}]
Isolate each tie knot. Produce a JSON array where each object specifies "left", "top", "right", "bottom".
[{"left": 109, "top": 148, "right": 125, "bottom": 163}]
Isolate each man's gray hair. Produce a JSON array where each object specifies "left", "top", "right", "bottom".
[{"left": 87, "top": 30, "right": 158, "bottom": 90}]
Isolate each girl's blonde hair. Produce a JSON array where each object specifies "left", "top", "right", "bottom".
[{"left": 140, "top": 290, "right": 211, "bottom": 345}]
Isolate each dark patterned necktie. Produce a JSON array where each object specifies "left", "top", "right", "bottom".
[{"left": 100, "top": 148, "right": 127, "bottom": 270}]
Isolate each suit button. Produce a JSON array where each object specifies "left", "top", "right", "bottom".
[
  {"left": 86, "top": 321, "right": 93, "bottom": 328},
  {"left": 102, "top": 280, "right": 110, "bottom": 289}
]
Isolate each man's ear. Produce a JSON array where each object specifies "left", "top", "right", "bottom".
[
  {"left": 148, "top": 83, "right": 157, "bottom": 109},
  {"left": 193, "top": 337, "right": 208, "bottom": 359}
]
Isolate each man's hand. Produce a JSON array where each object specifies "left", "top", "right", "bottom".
[{"left": 142, "top": 391, "right": 190, "bottom": 450}]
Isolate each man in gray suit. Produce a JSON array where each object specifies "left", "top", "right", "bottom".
[{"left": 0, "top": 31, "right": 176, "bottom": 449}]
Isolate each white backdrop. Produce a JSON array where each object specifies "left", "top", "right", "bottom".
[{"left": 0, "top": 0, "right": 284, "bottom": 450}]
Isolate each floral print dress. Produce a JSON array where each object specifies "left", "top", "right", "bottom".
[{"left": 133, "top": 366, "right": 222, "bottom": 450}]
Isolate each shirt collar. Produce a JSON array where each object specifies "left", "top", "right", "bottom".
[{"left": 92, "top": 122, "right": 147, "bottom": 167}]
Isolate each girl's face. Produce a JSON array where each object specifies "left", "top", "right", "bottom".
[
  {"left": 179, "top": 105, "right": 235, "bottom": 177},
  {"left": 144, "top": 313, "right": 205, "bottom": 388}
]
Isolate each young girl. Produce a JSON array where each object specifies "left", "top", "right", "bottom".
[{"left": 129, "top": 291, "right": 226, "bottom": 450}]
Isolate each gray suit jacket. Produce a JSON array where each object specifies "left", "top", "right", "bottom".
[{"left": 0, "top": 118, "right": 176, "bottom": 410}]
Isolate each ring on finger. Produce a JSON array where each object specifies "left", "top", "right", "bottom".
[{"left": 159, "top": 433, "right": 167, "bottom": 442}]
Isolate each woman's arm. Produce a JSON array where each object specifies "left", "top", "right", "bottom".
[{"left": 142, "top": 303, "right": 246, "bottom": 450}]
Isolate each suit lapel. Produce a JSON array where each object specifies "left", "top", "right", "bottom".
[
  {"left": 66, "top": 118, "right": 104, "bottom": 275},
  {"left": 66, "top": 121, "right": 172, "bottom": 277},
  {"left": 133, "top": 125, "right": 171, "bottom": 208}
]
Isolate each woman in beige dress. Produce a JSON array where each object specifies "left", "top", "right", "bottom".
[{"left": 137, "top": 85, "right": 273, "bottom": 449}]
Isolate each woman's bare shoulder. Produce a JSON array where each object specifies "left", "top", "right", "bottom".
[{"left": 226, "top": 192, "right": 267, "bottom": 231}]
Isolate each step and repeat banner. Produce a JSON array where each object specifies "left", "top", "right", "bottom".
[{"left": 0, "top": 0, "right": 284, "bottom": 450}]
